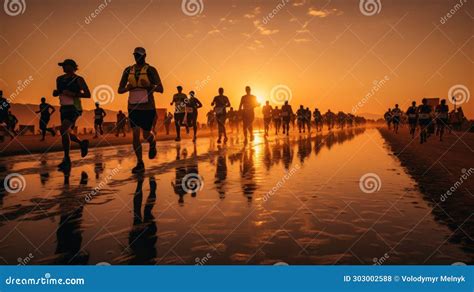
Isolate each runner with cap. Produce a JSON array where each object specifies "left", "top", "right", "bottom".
[
  {"left": 53, "top": 59, "right": 91, "bottom": 170},
  {"left": 118, "top": 47, "right": 163, "bottom": 173}
]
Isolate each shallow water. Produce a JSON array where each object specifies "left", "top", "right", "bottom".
[{"left": 0, "top": 128, "right": 469, "bottom": 265}]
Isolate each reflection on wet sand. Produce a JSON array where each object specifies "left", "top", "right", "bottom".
[
  {"left": 0, "top": 127, "right": 471, "bottom": 265},
  {"left": 128, "top": 176, "right": 157, "bottom": 265}
]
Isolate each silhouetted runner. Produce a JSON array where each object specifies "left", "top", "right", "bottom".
[
  {"left": 115, "top": 110, "right": 127, "bottom": 137},
  {"left": 36, "top": 97, "right": 56, "bottom": 141},
  {"left": 384, "top": 108, "right": 392, "bottom": 130},
  {"left": 118, "top": 47, "right": 163, "bottom": 173},
  {"left": 170, "top": 86, "right": 187, "bottom": 141},
  {"left": 212, "top": 87, "right": 231, "bottom": 143},
  {"left": 186, "top": 91, "right": 203, "bottom": 142},
  {"left": 406, "top": 101, "right": 418, "bottom": 138},
  {"left": 164, "top": 112, "right": 173, "bottom": 135},
  {"left": 238, "top": 86, "right": 259, "bottom": 143},
  {"left": 313, "top": 108, "right": 323, "bottom": 132},
  {"left": 6, "top": 111, "right": 18, "bottom": 138},
  {"left": 0, "top": 91, "right": 10, "bottom": 142},
  {"left": 53, "top": 59, "right": 91, "bottom": 170},
  {"left": 93, "top": 102, "right": 106, "bottom": 138},
  {"left": 418, "top": 98, "right": 432, "bottom": 144},
  {"left": 391, "top": 104, "right": 402, "bottom": 134},
  {"left": 297, "top": 105, "right": 306, "bottom": 133},
  {"left": 281, "top": 101, "right": 293, "bottom": 136},
  {"left": 435, "top": 99, "right": 449, "bottom": 142},
  {"left": 262, "top": 101, "right": 272, "bottom": 137},
  {"left": 272, "top": 106, "right": 281, "bottom": 135}
]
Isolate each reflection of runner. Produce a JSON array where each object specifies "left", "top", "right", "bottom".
[
  {"left": 118, "top": 47, "right": 163, "bottom": 173},
  {"left": 36, "top": 97, "right": 56, "bottom": 141},
  {"left": 212, "top": 87, "right": 231, "bottom": 143},
  {"left": 53, "top": 59, "right": 91, "bottom": 170},
  {"left": 406, "top": 102, "right": 417, "bottom": 138},
  {"left": 281, "top": 101, "right": 293, "bottom": 136},
  {"left": 435, "top": 99, "right": 449, "bottom": 142},
  {"left": 93, "top": 102, "right": 106, "bottom": 138},
  {"left": 262, "top": 101, "right": 272, "bottom": 137},
  {"left": 238, "top": 86, "right": 259, "bottom": 143},
  {"left": 129, "top": 175, "right": 157, "bottom": 265},
  {"left": 170, "top": 86, "right": 187, "bottom": 141},
  {"left": 186, "top": 91, "right": 202, "bottom": 142}
]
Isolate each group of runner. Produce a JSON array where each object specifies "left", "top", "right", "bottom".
[
  {"left": 384, "top": 98, "right": 450, "bottom": 143},
  {"left": 3, "top": 46, "right": 451, "bottom": 175}
]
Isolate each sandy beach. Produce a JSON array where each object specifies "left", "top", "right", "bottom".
[
  {"left": 379, "top": 127, "right": 474, "bottom": 258},
  {"left": 0, "top": 128, "right": 216, "bottom": 157}
]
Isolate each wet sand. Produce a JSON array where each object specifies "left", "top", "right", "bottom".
[
  {"left": 1, "top": 127, "right": 471, "bottom": 265},
  {"left": 0, "top": 129, "right": 214, "bottom": 157},
  {"left": 379, "top": 127, "right": 474, "bottom": 259}
]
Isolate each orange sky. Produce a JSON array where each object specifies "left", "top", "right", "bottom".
[{"left": 1, "top": 0, "right": 473, "bottom": 119}]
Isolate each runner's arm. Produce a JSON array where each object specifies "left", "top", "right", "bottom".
[
  {"left": 118, "top": 68, "right": 131, "bottom": 94},
  {"left": 148, "top": 67, "right": 164, "bottom": 94},
  {"left": 76, "top": 77, "right": 91, "bottom": 98}
]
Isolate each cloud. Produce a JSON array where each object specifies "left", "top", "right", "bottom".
[
  {"left": 244, "top": 6, "right": 261, "bottom": 19},
  {"left": 294, "top": 38, "right": 310, "bottom": 43},
  {"left": 208, "top": 29, "right": 220, "bottom": 35},
  {"left": 293, "top": 0, "right": 306, "bottom": 6},
  {"left": 253, "top": 20, "right": 279, "bottom": 35},
  {"left": 248, "top": 39, "right": 264, "bottom": 51},
  {"left": 308, "top": 7, "right": 342, "bottom": 18}
]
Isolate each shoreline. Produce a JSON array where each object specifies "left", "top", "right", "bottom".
[{"left": 379, "top": 127, "right": 474, "bottom": 261}]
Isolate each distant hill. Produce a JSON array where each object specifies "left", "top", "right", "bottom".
[
  {"left": 358, "top": 112, "right": 383, "bottom": 120},
  {"left": 9, "top": 103, "right": 120, "bottom": 129}
]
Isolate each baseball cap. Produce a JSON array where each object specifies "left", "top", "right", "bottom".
[
  {"left": 133, "top": 47, "right": 146, "bottom": 56},
  {"left": 58, "top": 59, "right": 78, "bottom": 68}
]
